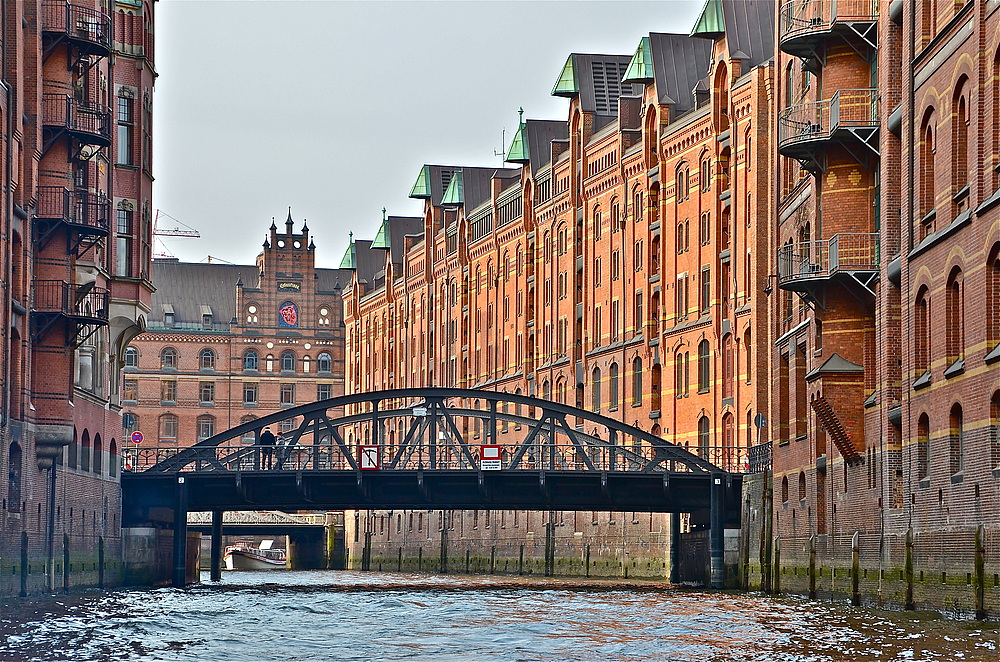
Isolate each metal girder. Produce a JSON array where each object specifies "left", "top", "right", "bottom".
[{"left": 141, "top": 387, "right": 726, "bottom": 476}]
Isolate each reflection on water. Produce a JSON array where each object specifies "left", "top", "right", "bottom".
[{"left": 1, "top": 571, "right": 998, "bottom": 661}]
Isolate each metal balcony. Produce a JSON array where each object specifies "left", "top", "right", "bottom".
[
  {"left": 777, "top": 233, "right": 879, "bottom": 306},
  {"left": 34, "top": 186, "right": 110, "bottom": 255},
  {"left": 778, "top": 0, "right": 877, "bottom": 61},
  {"left": 41, "top": 1, "right": 113, "bottom": 63},
  {"left": 31, "top": 279, "right": 110, "bottom": 346},
  {"left": 777, "top": 89, "right": 879, "bottom": 172},
  {"left": 41, "top": 94, "right": 112, "bottom": 158}
]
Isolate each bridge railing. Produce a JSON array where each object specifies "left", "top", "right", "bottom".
[{"left": 125, "top": 442, "right": 754, "bottom": 474}]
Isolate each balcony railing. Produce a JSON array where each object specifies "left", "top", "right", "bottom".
[
  {"left": 33, "top": 280, "right": 109, "bottom": 322},
  {"left": 778, "top": 89, "right": 879, "bottom": 153},
  {"left": 41, "top": 1, "right": 112, "bottom": 57},
  {"left": 778, "top": 233, "right": 879, "bottom": 286},
  {"left": 778, "top": 0, "right": 877, "bottom": 54},
  {"left": 35, "top": 186, "right": 110, "bottom": 234},
  {"left": 41, "top": 94, "right": 112, "bottom": 147}
]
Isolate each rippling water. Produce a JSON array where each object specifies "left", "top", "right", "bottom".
[{"left": 2, "top": 571, "right": 998, "bottom": 661}]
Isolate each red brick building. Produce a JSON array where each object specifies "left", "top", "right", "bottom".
[
  {"left": 124, "top": 215, "right": 350, "bottom": 460},
  {"left": 1, "top": 0, "right": 156, "bottom": 595},
  {"left": 339, "top": 4, "right": 775, "bottom": 576},
  {"left": 767, "top": 0, "right": 1000, "bottom": 614}
]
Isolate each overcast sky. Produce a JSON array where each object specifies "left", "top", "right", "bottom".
[{"left": 152, "top": 0, "right": 704, "bottom": 267}]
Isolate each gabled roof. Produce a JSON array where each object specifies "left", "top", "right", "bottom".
[
  {"left": 623, "top": 37, "right": 653, "bottom": 83},
  {"left": 550, "top": 53, "right": 643, "bottom": 115},
  {"left": 339, "top": 234, "right": 356, "bottom": 269},
  {"left": 372, "top": 217, "right": 391, "bottom": 249},
  {"left": 525, "top": 119, "right": 569, "bottom": 176},
  {"left": 805, "top": 353, "right": 865, "bottom": 381},
  {"left": 441, "top": 169, "right": 464, "bottom": 206},
  {"left": 409, "top": 165, "right": 460, "bottom": 206},
  {"left": 505, "top": 109, "right": 529, "bottom": 164},
  {"left": 690, "top": 0, "right": 776, "bottom": 70},
  {"left": 409, "top": 165, "right": 432, "bottom": 199},
  {"left": 383, "top": 216, "right": 424, "bottom": 265},
  {"left": 648, "top": 33, "right": 713, "bottom": 110}
]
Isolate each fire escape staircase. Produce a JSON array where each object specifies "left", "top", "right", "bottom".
[{"left": 810, "top": 396, "right": 863, "bottom": 465}]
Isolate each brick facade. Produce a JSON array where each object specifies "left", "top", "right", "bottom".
[{"left": 1, "top": 0, "right": 156, "bottom": 595}]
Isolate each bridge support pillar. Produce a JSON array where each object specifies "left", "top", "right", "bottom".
[
  {"left": 287, "top": 529, "right": 328, "bottom": 570},
  {"left": 210, "top": 510, "right": 224, "bottom": 581},
  {"left": 710, "top": 473, "right": 725, "bottom": 590},
  {"left": 669, "top": 512, "right": 680, "bottom": 584},
  {"left": 327, "top": 513, "right": 346, "bottom": 570},
  {"left": 172, "top": 477, "right": 189, "bottom": 588}
]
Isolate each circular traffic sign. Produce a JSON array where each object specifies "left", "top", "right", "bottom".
[{"left": 130, "top": 431, "right": 144, "bottom": 444}]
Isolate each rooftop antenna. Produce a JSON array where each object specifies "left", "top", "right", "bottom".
[{"left": 493, "top": 126, "right": 507, "bottom": 167}]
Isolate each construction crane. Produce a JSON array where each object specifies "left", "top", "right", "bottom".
[{"left": 153, "top": 210, "right": 200, "bottom": 259}]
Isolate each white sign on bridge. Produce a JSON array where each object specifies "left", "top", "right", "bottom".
[
  {"left": 480, "top": 445, "right": 502, "bottom": 471},
  {"left": 359, "top": 445, "right": 380, "bottom": 470}
]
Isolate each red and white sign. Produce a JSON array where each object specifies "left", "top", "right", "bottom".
[
  {"left": 130, "top": 431, "right": 144, "bottom": 444},
  {"left": 359, "top": 445, "right": 380, "bottom": 470},
  {"left": 480, "top": 445, "right": 502, "bottom": 471}
]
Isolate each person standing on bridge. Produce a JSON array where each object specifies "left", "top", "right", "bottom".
[{"left": 260, "top": 427, "right": 276, "bottom": 470}]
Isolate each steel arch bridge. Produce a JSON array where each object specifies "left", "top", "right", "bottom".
[{"left": 131, "top": 387, "right": 733, "bottom": 476}]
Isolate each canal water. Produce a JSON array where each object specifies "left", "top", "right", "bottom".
[{"left": 2, "top": 571, "right": 998, "bottom": 661}]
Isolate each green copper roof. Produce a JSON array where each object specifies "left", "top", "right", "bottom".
[
  {"left": 409, "top": 165, "right": 432, "bottom": 199},
  {"left": 441, "top": 169, "right": 464, "bottom": 206},
  {"left": 690, "top": 0, "right": 725, "bottom": 38},
  {"left": 372, "top": 220, "right": 390, "bottom": 249},
  {"left": 505, "top": 108, "right": 529, "bottom": 163},
  {"left": 623, "top": 36, "right": 653, "bottom": 83},
  {"left": 551, "top": 55, "right": 578, "bottom": 97},
  {"left": 338, "top": 233, "right": 356, "bottom": 269}
]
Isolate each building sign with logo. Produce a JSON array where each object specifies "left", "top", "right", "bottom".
[
  {"left": 277, "top": 281, "right": 301, "bottom": 292},
  {"left": 278, "top": 301, "right": 299, "bottom": 327}
]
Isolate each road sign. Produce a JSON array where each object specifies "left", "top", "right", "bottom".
[
  {"left": 130, "top": 431, "right": 144, "bottom": 444},
  {"left": 412, "top": 407, "right": 427, "bottom": 417},
  {"left": 480, "top": 445, "right": 502, "bottom": 471},
  {"left": 359, "top": 445, "right": 380, "bottom": 470}
]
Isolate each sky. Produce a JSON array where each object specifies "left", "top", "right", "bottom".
[{"left": 152, "top": 0, "right": 705, "bottom": 267}]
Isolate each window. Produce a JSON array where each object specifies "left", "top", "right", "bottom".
[
  {"left": 117, "top": 94, "right": 134, "bottom": 165},
  {"left": 700, "top": 212, "right": 711, "bottom": 245},
  {"left": 160, "top": 380, "right": 176, "bottom": 403},
  {"left": 676, "top": 352, "right": 688, "bottom": 397},
  {"left": 199, "top": 382, "right": 215, "bottom": 404},
  {"left": 632, "top": 357, "right": 643, "bottom": 406},
  {"left": 199, "top": 348, "right": 216, "bottom": 370},
  {"left": 676, "top": 274, "right": 689, "bottom": 320},
  {"left": 592, "top": 367, "right": 601, "bottom": 412},
  {"left": 634, "top": 292, "right": 643, "bottom": 335},
  {"left": 611, "top": 251, "right": 620, "bottom": 280},
  {"left": 317, "top": 352, "right": 333, "bottom": 373},
  {"left": 701, "top": 267, "right": 711, "bottom": 313},
  {"left": 698, "top": 416, "right": 710, "bottom": 458},
  {"left": 197, "top": 415, "right": 215, "bottom": 442},
  {"left": 243, "top": 382, "right": 258, "bottom": 405},
  {"left": 700, "top": 154, "right": 712, "bottom": 191},
  {"left": 281, "top": 350, "right": 296, "bottom": 372},
  {"left": 634, "top": 241, "right": 643, "bottom": 271},
  {"left": 675, "top": 166, "right": 689, "bottom": 202},
  {"left": 116, "top": 207, "right": 133, "bottom": 276},
  {"left": 949, "top": 403, "right": 964, "bottom": 475},
  {"left": 123, "top": 379, "right": 138, "bottom": 402},
  {"left": 317, "top": 383, "right": 332, "bottom": 400},
  {"left": 917, "top": 413, "right": 930, "bottom": 480},
  {"left": 698, "top": 339, "right": 711, "bottom": 392},
  {"left": 593, "top": 209, "right": 602, "bottom": 240},
  {"left": 945, "top": 268, "right": 963, "bottom": 364},
  {"left": 280, "top": 383, "right": 295, "bottom": 406},
  {"left": 914, "top": 286, "right": 930, "bottom": 376},
  {"left": 611, "top": 300, "right": 620, "bottom": 341},
  {"left": 594, "top": 257, "right": 602, "bottom": 286},
  {"left": 243, "top": 349, "right": 258, "bottom": 371},
  {"left": 159, "top": 414, "right": 178, "bottom": 443},
  {"left": 124, "top": 346, "right": 138, "bottom": 368},
  {"left": 609, "top": 363, "right": 619, "bottom": 409},
  {"left": 593, "top": 306, "right": 602, "bottom": 347}
]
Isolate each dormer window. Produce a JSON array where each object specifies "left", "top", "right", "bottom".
[
  {"left": 162, "top": 303, "right": 174, "bottom": 327},
  {"left": 200, "top": 304, "right": 213, "bottom": 329}
]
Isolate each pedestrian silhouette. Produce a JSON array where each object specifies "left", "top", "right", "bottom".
[{"left": 260, "top": 427, "right": 276, "bottom": 469}]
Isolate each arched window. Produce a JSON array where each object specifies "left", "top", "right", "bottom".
[
  {"left": 93, "top": 434, "right": 103, "bottom": 475},
  {"left": 124, "top": 346, "right": 138, "bottom": 368},
  {"left": 781, "top": 475, "right": 789, "bottom": 503},
  {"left": 632, "top": 357, "right": 643, "bottom": 406},
  {"left": 698, "top": 416, "right": 710, "bottom": 459},
  {"left": 722, "top": 334, "right": 734, "bottom": 400},
  {"left": 945, "top": 267, "right": 964, "bottom": 364},
  {"left": 609, "top": 363, "right": 620, "bottom": 409},
  {"left": 593, "top": 206, "right": 602, "bottom": 240},
  {"left": 988, "top": 244, "right": 1000, "bottom": 353},
  {"left": 651, "top": 364, "right": 661, "bottom": 412},
  {"left": 317, "top": 352, "right": 333, "bottom": 373},
  {"left": 952, "top": 78, "right": 970, "bottom": 200},
  {"left": 991, "top": 392, "right": 1000, "bottom": 470},
  {"left": 919, "top": 109, "right": 936, "bottom": 233},
  {"left": 675, "top": 164, "right": 689, "bottom": 203},
  {"left": 159, "top": 414, "right": 178, "bottom": 443},
  {"left": 7, "top": 441, "right": 22, "bottom": 512},
  {"left": 160, "top": 347, "right": 177, "bottom": 369},
  {"left": 917, "top": 413, "right": 930, "bottom": 480},
  {"left": 243, "top": 349, "right": 258, "bottom": 371},
  {"left": 197, "top": 414, "right": 216, "bottom": 442},
  {"left": 80, "top": 430, "right": 91, "bottom": 471},
  {"left": 798, "top": 471, "right": 806, "bottom": 500},
  {"left": 914, "top": 286, "right": 930, "bottom": 376},
  {"left": 240, "top": 415, "right": 258, "bottom": 444},
  {"left": 949, "top": 403, "right": 963, "bottom": 475},
  {"left": 542, "top": 380, "right": 551, "bottom": 402},
  {"left": 592, "top": 367, "right": 602, "bottom": 412},
  {"left": 698, "top": 339, "right": 711, "bottom": 392},
  {"left": 281, "top": 350, "right": 296, "bottom": 372},
  {"left": 109, "top": 439, "right": 119, "bottom": 478},
  {"left": 199, "top": 348, "right": 215, "bottom": 370}
]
